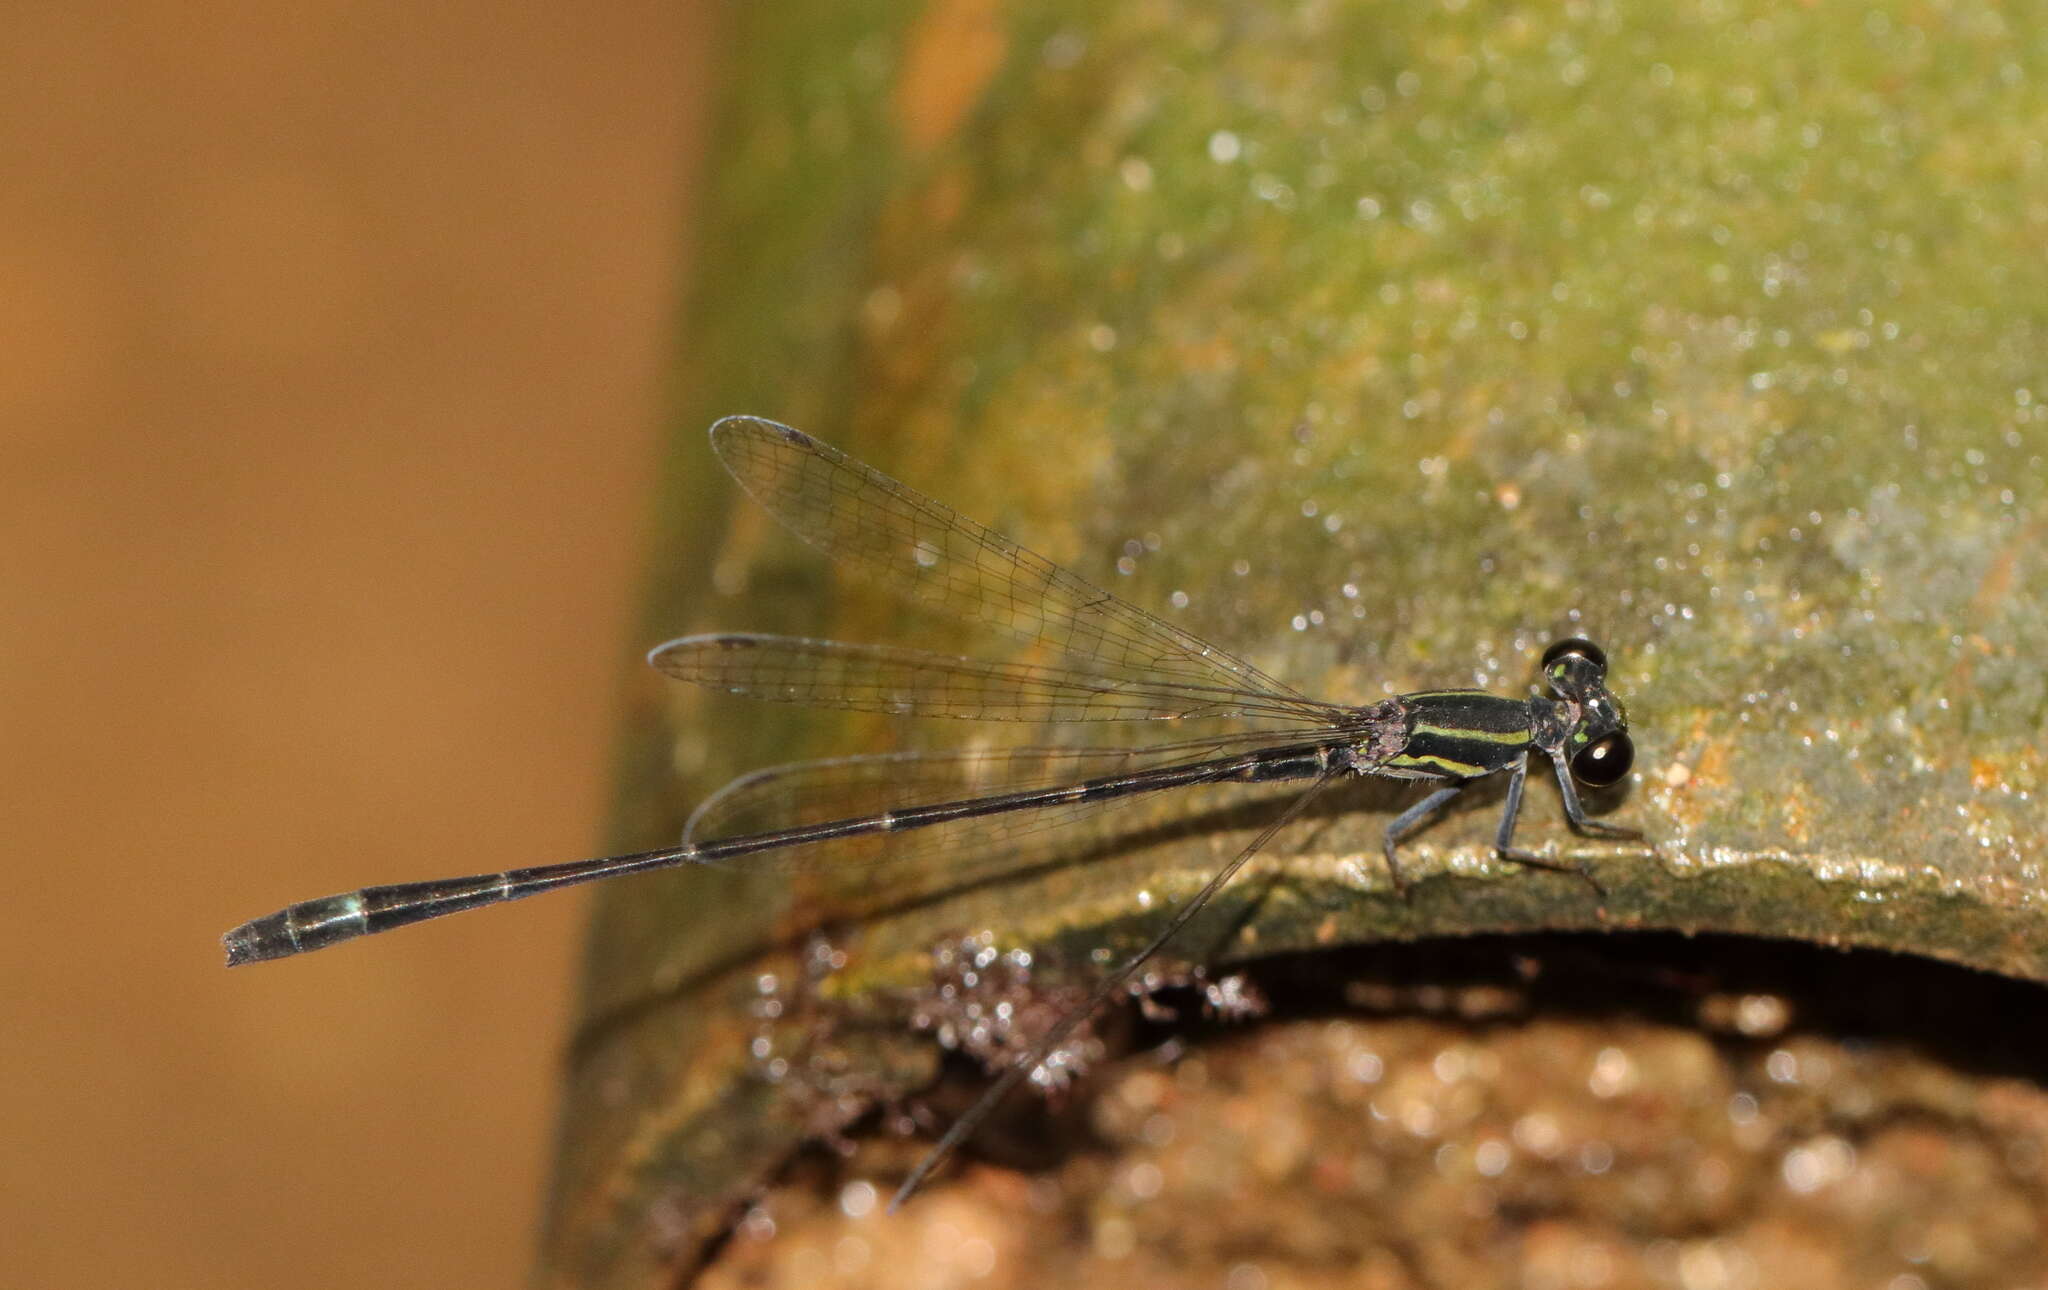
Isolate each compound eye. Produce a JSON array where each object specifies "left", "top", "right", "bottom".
[
  {"left": 1542, "top": 637, "right": 1608, "bottom": 672},
  {"left": 1570, "top": 731, "right": 1633, "bottom": 787}
]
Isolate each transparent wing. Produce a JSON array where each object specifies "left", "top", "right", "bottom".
[
  {"left": 709, "top": 416, "right": 1318, "bottom": 710},
  {"left": 686, "top": 730, "right": 1326, "bottom": 842},
  {"left": 680, "top": 727, "right": 1353, "bottom": 902},
  {"left": 649, "top": 634, "right": 1349, "bottom": 724}
]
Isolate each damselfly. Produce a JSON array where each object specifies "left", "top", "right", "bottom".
[{"left": 224, "top": 416, "right": 1640, "bottom": 1204}]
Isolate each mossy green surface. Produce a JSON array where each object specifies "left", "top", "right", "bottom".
[{"left": 545, "top": 3, "right": 2048, "bottom": 1283}]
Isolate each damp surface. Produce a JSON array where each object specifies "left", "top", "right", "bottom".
[{"left": 546, "top": 1, "right": 2048, "bottom": 1284}]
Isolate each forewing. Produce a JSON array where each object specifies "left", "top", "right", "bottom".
[
  {"left": 649, "top": 634, "right": 1344, "bottom": 724},
  {"left": 709, "top": 416, "right": 1316, "bottom": 709}
]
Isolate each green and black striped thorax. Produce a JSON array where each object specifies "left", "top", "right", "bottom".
[
  {"left": 1378, "top": 689, "right": 1537, "bottom": 780},
  {"left": 1368, "top": 638, "right": 1634, "bottom": 788}
]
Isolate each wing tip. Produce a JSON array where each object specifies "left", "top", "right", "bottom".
[
  {"left": 709, "top": 414, "right": 805, "bottom": 444},
  {"left": 647, "top": 632, "right": 773, "bottom": 671}
]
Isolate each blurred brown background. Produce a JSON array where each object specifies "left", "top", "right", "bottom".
[{"left": 1, "top": 4, "right": 712, "bottom": 1286}]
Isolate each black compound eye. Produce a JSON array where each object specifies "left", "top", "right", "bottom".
[
  {"left": 1570, "top": 731, "right": 1633, "bottom": 787},
  {"left": 1542, "top": 637, "right": 1608, "bottom": 672}
]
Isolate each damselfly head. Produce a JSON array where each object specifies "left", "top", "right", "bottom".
[{"left": 1541, "top": 638, "right": 1634, "bottom": 788}]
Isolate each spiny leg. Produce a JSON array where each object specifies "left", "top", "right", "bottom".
[
  {"left": 1497, "top": 754, "right": 1608, "bottom": 897},
  {"left": 1381, "top": 783, "right": 1466, "bottom": 898}
]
